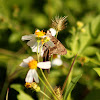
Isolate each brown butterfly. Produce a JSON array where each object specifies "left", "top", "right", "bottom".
[{"left": 43, "top": 30, "right": 67, "bottom": 61}]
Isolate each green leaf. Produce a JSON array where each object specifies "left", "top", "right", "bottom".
[
  {"left": 93, "top": 68, "right": 100, "bottom": 76},
  {"left": 90, "top": 15, "right": 100, "bottom": 38},
  {"left": 11, "top": 84, "right": 34, "bottom": 100},
  {"left": 77, "top": 25, "right": 91, "bottom": 53},
  {"left": 96, "top": 52, "right": 100, "bottom": 61},
  {"left": 82, "top": 46, "right": 99, "bottom": 56},
  {"left": 17, "top": 91, "right": 34, "bottom": 100},
  {"left": 95, "top": 34, "right": 100, "bottom": 44},
  {"left": 70, "top": 35, "right": 80, "bottom": 53},
  {"left": 64, "top": 74, "right": 82, "bottom": 100},
  {"left": 10, "top": 84, "right": 24, "bottom": 92}
]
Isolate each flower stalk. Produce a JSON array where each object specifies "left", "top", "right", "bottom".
[
  {"left": 40, "top": 68, "right": 58, "bottom": 100},
  {"left": 62, "top": 54, "right": 77, "bottom": 94},
  {"left": 38, "top": 75, "right": 57, "bottom": 100},
  {"left": 0, "top": 78, "right": 9, "bottom": 100},
  {"left": 40, "top": 90, "right": 52, "bottom": 100}
]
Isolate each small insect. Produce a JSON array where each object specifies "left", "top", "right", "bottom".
[{"left": 43, "top": 30, "right": 67, "bottom": 61}]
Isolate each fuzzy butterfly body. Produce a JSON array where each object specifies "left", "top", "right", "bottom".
[{"left": 43, "top": 31, "right": 67, "bottom": 61}]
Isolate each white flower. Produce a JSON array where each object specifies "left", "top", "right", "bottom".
[
  {"left": 49, "top": 28, "right": 56, "bottom": 36},
  {"left": 51, "top": 55, "right": 63, "bottom": 66},
  {"left": 20, "top": 56, "right": 51, "bottom": 83},
  {"left": 21, "top": 29, "right": 54, "bottom": 54},
  {"left": 21, "top": 30, "right": 44, "bottom": 52},
  {"left": 25, "top": 69, "right": 39, "bottom": 83}
]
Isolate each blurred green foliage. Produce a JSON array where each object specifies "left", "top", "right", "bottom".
[{"left": 0, "top": 0, "right": 100, "bottom": 100}]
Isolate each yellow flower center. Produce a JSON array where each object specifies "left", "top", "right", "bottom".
[
  {"left": 25, "top": 82, "right": 40, "bottom": 91},
  {"left": 28, "top": 60, "right": 37, "bottom": 69},
  {"left": 41, "top": 37, "right": 50, "bottom": 44},
  {"left": 25, "top": 82, "right": 32, "bottom": 88},
  {"left": 35, "top": 30, "right": 45, "bottom": 37},
  {"left": 41, "top": 38, "right": 44, "bottom": 44}
]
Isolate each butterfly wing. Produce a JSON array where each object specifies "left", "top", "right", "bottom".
[
  {"left": 43, "top": 30, "right": 67, "bottom": 58},
  {"left": 49, "top": 36, "right": 67, "bottom": 56}
]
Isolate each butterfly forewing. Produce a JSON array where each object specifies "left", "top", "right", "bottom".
[
  {"left": 43, "top": 30, "right": 67, "bottom": 58},
  {"left": 49, "top": 36, "right": 67, "bottom": 56}
]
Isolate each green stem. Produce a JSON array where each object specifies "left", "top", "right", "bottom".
[
  {"left": 40, "top": 90, "right": 52, "bottom": 100},
  {"left": 6, "top": 88, "right": 9, "bottom": 100},
  {"left": 38, "top": 75, "right": 57, "bottom": 99},
  {"left": 56, "top": 31, "right": 58, "bottom": 38},
  {"left": 42, "top": 70, "right": 48, "bottom": 100},
  {"left": 66, "top": 70, "right": 72, "bottom": 100},
  {"left": 50, "top": 55, "right": 53, "bottom": 62},
  {"left": 0, "top": 78, "right": 9, "bottom": 100},
  {"left": 62, "top": 54, "right": 77, "bottom": 94},
  {"left": 40, "top": 68, "right": 58, "bottom": 100}
]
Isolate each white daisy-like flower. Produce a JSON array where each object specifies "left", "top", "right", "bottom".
[
  {"left": 22, "top": 29, "right": 54, "bottom": 54},
  {"left": 22, "top": 29, "right": 45, "bottom": 52},
  {"left": 51, "top": 55, "right": 63, "bottom": 66},
  {"left": 20, "top": 56, "right": 51, "bottom": 83}
]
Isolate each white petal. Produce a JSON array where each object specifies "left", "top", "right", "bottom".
[
  {"left": 31, "top": 42, "right": 42, "bottom": 53},
  {"left": 25, "top": 69, "right": 34, "bottom": 83},
  {"left": 20, "top": 62, "right": 28, "bottom": 67},
  {"left": 27, "top": 39, "right": 37, "bottom": 47},
  {"left": 31, "top": 46, "right": 37, "bottom": 52},
  {"left": 33, "top": 70, "right": 39, "bottom": 83},
  {"left": 52, "top": 58, "right": 63, "bottom": 66},
  {"left": 31, "top": 42, "right": 38, "bottom": 52},
  {"left": 49, "top": 28, "right": 56, "bottom": 36},
  {"left": 37, "top": 61, "right": 51, "bottom": 69},
  {"left": 23, "top": 56, "right": 33, "bottom": 63},
  {"left": 21, "top": 34, "right": 35, "bottom": 41}
]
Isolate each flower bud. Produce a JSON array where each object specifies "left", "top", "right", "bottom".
[{"left": 76, "top": 21, "right": 84, "bottom": 28}]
